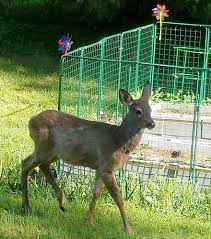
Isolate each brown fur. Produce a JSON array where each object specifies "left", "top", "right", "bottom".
[{"left": 21, "top": 82, "right": 155, "bottom": 234}]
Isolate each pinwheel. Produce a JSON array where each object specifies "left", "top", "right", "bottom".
[
  {"left": 152, "top": 4, "right": 169, "bottom": 40},
  {"left": 58, "top": 34, "right": 73, "bottom": 54}
]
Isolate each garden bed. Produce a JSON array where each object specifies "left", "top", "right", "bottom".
[{"left": 132, "top": 101, "right": 211, "bottom": 167}]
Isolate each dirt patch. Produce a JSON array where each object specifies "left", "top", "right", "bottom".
[{"left": 131, "top": 144, "right": 211, "bottom": 166}]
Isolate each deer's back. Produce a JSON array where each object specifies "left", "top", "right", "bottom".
[{"left": 29, "top": 110, "right": 123, "bottom": 170}]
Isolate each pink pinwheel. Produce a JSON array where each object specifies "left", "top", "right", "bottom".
[{"left": 152, "top": 4, "right": 169, "bottom": 40}]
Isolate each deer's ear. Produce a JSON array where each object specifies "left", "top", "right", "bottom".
[
  {"left": 141, "top": 81, "right": 151, "bottom": 101},
  {"left": 119, "top": 89, "right": 133, "bottom": 106}
]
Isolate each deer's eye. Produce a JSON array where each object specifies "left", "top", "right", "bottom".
[{"left": 136, "top": 109, "right": 142, "bottom": 117}]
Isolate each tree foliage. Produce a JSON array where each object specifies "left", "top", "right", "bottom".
[
  {"left": 0, "top": 0, "right": 210, "bottom": 26},
  {"left": 166, "top": 0, "right": 211, "bottom": 24}
]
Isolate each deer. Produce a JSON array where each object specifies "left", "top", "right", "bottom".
[{"left": 21, "top": 81, "right": 155, "bottom": 235}]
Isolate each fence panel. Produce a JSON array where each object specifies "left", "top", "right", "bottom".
[{"left": 58, "top": 23, "right": 211, "bottom": 189}]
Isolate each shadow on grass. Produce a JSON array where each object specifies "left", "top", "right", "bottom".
[
  {"left": 0, "top": 53, "right": 60, "bottom": 92},
  {"left": 0, "top": 17, "right": 108, "bottom": 95}
]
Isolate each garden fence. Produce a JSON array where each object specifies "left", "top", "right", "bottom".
[{"left": 58, "top": 22, "right": 211, "bottom": 189}]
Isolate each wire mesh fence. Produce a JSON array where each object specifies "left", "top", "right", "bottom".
[
  {"left": 60, "top": 158, "right": 211, "bottom": 193},
  {"left": 58, "top": 22, "right": 211, "bottom": 190}
]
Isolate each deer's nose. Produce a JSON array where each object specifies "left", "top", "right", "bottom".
[{"left": 146, "top": 121, "right": 155, "bottom": 130}]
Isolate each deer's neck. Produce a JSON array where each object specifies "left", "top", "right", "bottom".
[{"left": 113, "top": 113, "right": 144, "bottom": 153}]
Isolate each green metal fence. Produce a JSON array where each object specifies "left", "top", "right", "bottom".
[{"left": 58, "top": 22, "right": 211, "bottom": 186}]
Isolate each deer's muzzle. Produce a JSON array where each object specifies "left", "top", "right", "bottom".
[{"left": 146, "top": 121, "right": 155, "bottom": 130}]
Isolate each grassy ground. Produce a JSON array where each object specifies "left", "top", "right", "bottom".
[
  {"left": 0, "top": 54, "right": 58, "bottom": 173},
  {"left": 1, "top": 54, "right": 211, "bottom": 238},
  {"left": 0, "top": 192, "right": 210, "bottom": 239}
]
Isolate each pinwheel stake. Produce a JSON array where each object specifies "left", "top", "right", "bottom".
[{"left": 152, "top": 4, "right": 169, "bottom": 41}]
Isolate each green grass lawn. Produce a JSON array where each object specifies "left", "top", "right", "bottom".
[
  {"left": 0, "top": 192, "right": 210, "bottom": 239},
  {"left": 0, "top": 54, "right": 58, "bottom": 173},
  {"left": 1, "top": 54, "right": 211, "bottom": 239}
]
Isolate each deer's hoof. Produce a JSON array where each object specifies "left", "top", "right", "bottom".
[
  {"left": 86, "top": 212, "right": 94, "bottom": 224},
  {"left": 22, "top": 205, "right": 31, "bottom": 215},
  {"left": 59, "top": 206, "right": 66, "bottom": 212},
  {"left": 125, "top": 225, "right": 134, "bottom": 235}
]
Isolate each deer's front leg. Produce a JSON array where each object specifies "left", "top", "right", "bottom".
[
  {"left": 102, "top": 172, "right": 134, "bottom": 235},
  {"left": 87, "top": 171, "right": 104, "bottom": 223}
]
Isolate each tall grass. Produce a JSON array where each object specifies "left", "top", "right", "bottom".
[
  {"left": 1, "top": 190, "right": 211, "bottom": 239},
  {"left": 53, "top": 171, "right": 211, "bottom": 220}
]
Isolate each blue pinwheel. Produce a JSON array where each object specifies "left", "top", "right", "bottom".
[{"left": 58, "top": 34, "right": 73, "bottom": 54}]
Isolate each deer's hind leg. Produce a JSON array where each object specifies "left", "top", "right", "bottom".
[
  {"left": 39, "top": 163, "right": 65, "bottom": 211},
  {"left": 21, "top": 154, "right": 40, "bottom": 213}
]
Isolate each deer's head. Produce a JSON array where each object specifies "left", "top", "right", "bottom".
[{"left": 119, "top": 81, "right": 155, "bottom": 130}]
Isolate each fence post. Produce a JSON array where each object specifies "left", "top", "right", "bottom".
[
  {"left": 190, "top": 27, "right": 210, "bottom": 183},
  {"left": 116, "top": 34, "right": 124, "bottom": 125},
  {"left": 173, "top": 49, "right": 179, "bottom": 100},
  {"left": 77, "top": 49, "right": 84, "bottom": 117},
  {"left": 181, "top": 51, "right": 188, "bottom": 101},
  {"left": 150, "top": 24, "right": 157, "bottom": 89},
  {"left": 202, "top": 28, "right": 210, "bottom": 99},
  {"left": 56, "top": 56, "right": 65, "bottom": 174},
  {"left": 134, "top": 29, "right": 141, "bottom": 95},
  {"left": 58, "top": 56, "right": 64, "bottom": 111},
  {"left": 190, "top": 71, "right": 204, "bottom": 183},
  {"left": 97, "top": 39, "right": 105, "bottom": 121},
  {"left": 123, "top": 65, "right": 132, "bottom": 117}
]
